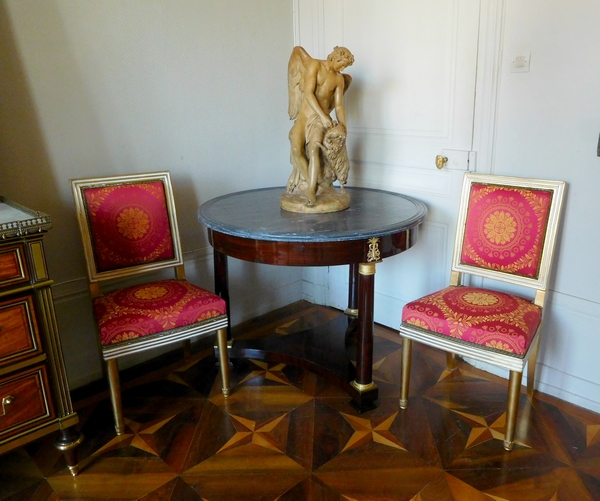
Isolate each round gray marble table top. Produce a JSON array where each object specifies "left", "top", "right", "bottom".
[{"left": 198, "top": 186, "right": 427, "bottom": 243}]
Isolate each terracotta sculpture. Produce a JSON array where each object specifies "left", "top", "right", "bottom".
[{"left": 281, "top": 46, "right": 354, "bottom": 213}]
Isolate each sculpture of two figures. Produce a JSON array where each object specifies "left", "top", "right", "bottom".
[{"left": 281, "top": 46, "right": 355, "bottom": 213}]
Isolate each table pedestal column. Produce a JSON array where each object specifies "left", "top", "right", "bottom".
[
  {"left": 214, "top": 250, "right": 231, "bottom": 341},
  {"left": 349, "top": 262, "right": 378, "bottom": 411},
  {"left": 345, "top": 264, "right": 359, "bottom": 317}
]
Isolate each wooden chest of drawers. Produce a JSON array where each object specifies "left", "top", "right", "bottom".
[{"left": 0, "top": 197, "right": 81, "bottom": 475}]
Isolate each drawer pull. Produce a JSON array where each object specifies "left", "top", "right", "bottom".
[{"left": 1, "top": 395, "right": 15, "bottom": 416}]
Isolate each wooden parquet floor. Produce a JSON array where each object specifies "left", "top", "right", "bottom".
[{"left": 2, "top": 301, "right": 600, "bottom": 500}]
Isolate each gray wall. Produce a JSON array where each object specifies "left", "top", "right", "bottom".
[{"left": 0, "top": 0, "right": 301, "bottom": 387}]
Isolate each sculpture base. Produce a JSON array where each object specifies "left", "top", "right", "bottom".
[{"left": 281, "top": 190, "right": 350, "bottom": 213}]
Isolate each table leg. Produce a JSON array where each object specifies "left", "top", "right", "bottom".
[
  {"left": 350, "top": 262, "right": 378, "bottom": 411},
  {"left": 345, "top": 264, "right": 359, "bottom": 317},
  {"left": 213, "top": 250, "right": 231, "bottom": 341}
]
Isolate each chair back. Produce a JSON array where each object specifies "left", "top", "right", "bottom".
[
  {"left": 71, "top": 171, "right": 183, "bottom": 282},
  {"left": 452, "top": 173, "right": 565, "bottom": 291}
]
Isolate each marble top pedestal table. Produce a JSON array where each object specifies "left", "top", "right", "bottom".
[{"left": 198, "top": 186, "right": 427, "bottom": 411}]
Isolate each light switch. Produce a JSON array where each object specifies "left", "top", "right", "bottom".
[{"left": 511, "top": 52, "right": 531, "bottom": 73}]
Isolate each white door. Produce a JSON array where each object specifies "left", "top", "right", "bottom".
[{"left": 294, "top": 0, "right": 500, "bottom": 326}]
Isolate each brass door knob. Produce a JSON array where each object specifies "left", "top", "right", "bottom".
[{"left": 435, "top": 155, "right": 448, "bottom": 170}]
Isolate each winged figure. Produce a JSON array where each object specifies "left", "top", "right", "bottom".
[{"left": 285, "top": 46, "right": 354, "bottom": 208}]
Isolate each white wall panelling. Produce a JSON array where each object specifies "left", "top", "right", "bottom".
[{"left": 295, "top": 0, "right": 600, "bottom": 414}]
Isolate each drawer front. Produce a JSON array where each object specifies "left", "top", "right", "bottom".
[
  {"left": 0, "top": 244, "right": 29, "bottom": 287},
  {"left": 0, "top": 365, "right": 55, "bottom": 439},
  {"left": 0, "top": 295, "right": 43, "bottom": 368}
]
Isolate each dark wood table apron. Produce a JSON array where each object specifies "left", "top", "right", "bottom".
[{"left": 198, "top": 186, "right": 427, "bottom": 411}]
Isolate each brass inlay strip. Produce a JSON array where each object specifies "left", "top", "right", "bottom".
[
  {"left": 30, "top": 242, "right": 48, "bottom": 281},
  {"left": 0, "top": 280, "right": 53, "bottom": 299},
  {"left": 0, "top": 421, "right": 60, "bottom": 452},
  {"left": 0, "top": 354, "right": 46, "bottom": 377},
  {"left": 54, "top": 432, "right": 84, "bottom": 452},
  {"left": 35, "top": 288, "right": 73, "bottom": 416},
  {"left": 344, "top": 307, "right": 358, "bottom": 317},
  {"left": 350, "top": 380, "right": 377, "bottom": 393},
  {"left": 58, "top": 413, "right": 80, "bottom": 430}
]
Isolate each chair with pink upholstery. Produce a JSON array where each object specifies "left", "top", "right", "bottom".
[
  {"left": 71, "top": 171, "right": 230, "bottom": 435},
  {"left": 399, "top": 173, "right": 565, "bottom": 451}
]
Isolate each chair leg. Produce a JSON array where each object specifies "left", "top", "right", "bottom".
[
  {"left": 446, "top": 352, "right": 457, "bottom": 371},
  {"left": 106, "top": 359, "right": 125, "bottom": 435},
  {"left": 399, "top": 338, "right": 412, "bottom": 409},
  {"left": 216, "top": 327, "right": 230, "bottom": 397},
  {"left": 183, "top": 339, "right": 192, "bottom": 359},
  {"left": 526, "top": 336, "right": 541, "bottom": 397},
  {"left": 504, "top": 370, "right": 523, "bottom": 451}
]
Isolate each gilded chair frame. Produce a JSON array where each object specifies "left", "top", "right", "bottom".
[
  {"left": 399, "top": 173, "right": 565, "bottom": 451},
  {"left": 452, "top": 174, "right": 565, "bottom": 291},
  {"left": 71, "top": 171, "right": 184, "bottom": 283},
  {"left": 71, "top": 171, "right": 230, "bottom": 435}
]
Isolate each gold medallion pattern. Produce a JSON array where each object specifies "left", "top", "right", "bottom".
[
  {"left": 134, "top": 285, "right": 168, "bottom": 300},
  {"left": 483, "top": 210, "right": 517, "bottom": 245},
  {"left": 463, "top": 291, "right": 499, "bottom": 306},
  {"left": 83, "top": 181, "right": 175, "bottom": 272},
  {"left": 117, "top": 207, "right": 150, "bottom": 240},
  {"left": 460, "top": 184, "right": 553, "bottom": 278}
]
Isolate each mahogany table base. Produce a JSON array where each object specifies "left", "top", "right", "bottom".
[
  {"left": 199, "top": 187, "right": 427, "bottom": 412},
  {"left": 229, "top": 312, "right": 377, "bottom": 412}
]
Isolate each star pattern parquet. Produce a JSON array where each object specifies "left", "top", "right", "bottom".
[{"left": 1, "top": 301, "right": 600, "bottom": 500}]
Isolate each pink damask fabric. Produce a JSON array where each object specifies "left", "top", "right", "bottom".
[
  {"left": 401, "top": 286, "right": 542, "bottom": 356},
  {"left": 460, "top": 184, "right": 553, "bottom": 278},
  {"left": 94, "top": 280, "right": 227, "bottom": 346},
  {"left": 83, "top": 182, "right": 175, "bottom": 272}
]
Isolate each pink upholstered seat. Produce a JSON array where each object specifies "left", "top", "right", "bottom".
[
  {"left": 398, "top": 173, "right": 565, "bottom": 452},
  {"left": 94, "top": 279, "right": 227, "bottom": 346},
  {"left": 402, "top": 286, "right": 542, "bottom": 356}
]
